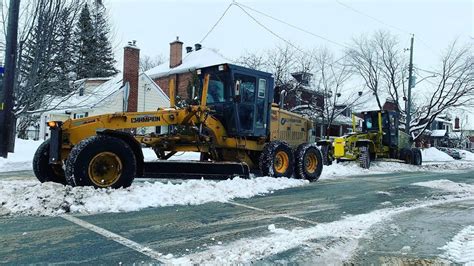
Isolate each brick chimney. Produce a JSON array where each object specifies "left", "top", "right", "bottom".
[
  {"left": 454, "top": 117, "right": 460, "bottom": 130},
  {"left": 123, "top": 40, "right": 140, "bottom": 112},
  {"left": 169, "top": 36, "right": 183, "bottom": 68}
]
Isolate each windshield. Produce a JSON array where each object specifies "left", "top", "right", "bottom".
[{"left": 199, "top": 72, "right": 231, "bottom": 104}]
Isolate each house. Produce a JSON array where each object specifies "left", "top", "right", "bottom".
[
  {"left": 284, "top": 71, "right": 354, "bottom": 138},
  {"left": 38, "top": 41, "right": 169, "bottom": 140},
  {"left": 146, "top": 37, "right": 229, "bottom": 100}
]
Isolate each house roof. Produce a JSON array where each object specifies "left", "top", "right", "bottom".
[
  {"left": 145, "top": 47, "right": 230, "bottom": 79},
  {"left": 43, "top": 72, "right": 168, "bottom": 114},
  {"left": 430, "top": 129, "right": 447, "bottom": 137}
]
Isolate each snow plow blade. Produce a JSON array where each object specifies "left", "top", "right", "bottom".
[{"left": 143, "top": 161, "right": 250, "bottom": 180}]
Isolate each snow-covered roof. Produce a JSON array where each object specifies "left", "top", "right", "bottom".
[
  {"left": 145, "top": 47, "right": 230, "bottom": 79},
  {"left": 430, "top": 129, "right": 447, "bottom": 137},
  {"left": 42, "top": 72, "right": 167, "bottom": 114}
]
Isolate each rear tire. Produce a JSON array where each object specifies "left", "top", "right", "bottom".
[
  {"left": 359, "top": 145, "right": 371, "bottom": 169},
  {"left": 259, "top": 141, "right": 294, "bottom": 178},
  {"left": 65, "top": 135, "right": 136, "bottom": 188},
  {"left": 294, "top": 143, "right": 323, "bottom": 182},
  {"left": 412, "top": 148, "right": 422, "bottom": 165},
  {"left": 402, "top": 148, "right": 414, "bottom": 164},
  {"left": 33, "top": 140, "right": 67, "bottom": 185}
]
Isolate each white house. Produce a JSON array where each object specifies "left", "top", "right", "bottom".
[{"left": 38, "top": 42, "right": 169, "bottom": 140}]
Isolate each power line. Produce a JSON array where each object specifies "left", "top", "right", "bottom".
[
  {"left": 235, "top": 1, "right": 352, "bottom": 50},
  {"left": 234, "top": 4, "right": 349, "bottom": 67},
  {"left": 335, "top": 0, "right": 410, "bottom": 35},
  {"left": 334, "top": 0, "right": 441, "bottom": 56},
  {"left": 199, "top": 2, "right": 234, "bottom": 44}
]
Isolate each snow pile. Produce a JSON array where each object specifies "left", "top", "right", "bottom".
[
  {"left": 457, "top": 149, "right": 474, "bottom": 161},
  {"left": 0, "top": 177, "right": 307, "bottom": 216},
  {"left": 413, "top": 179, "right": 474, "bottom": 193},
  {"left": 319, "top": 160, "right": 473, "bottom": 180},
  {"left": 421, "top": 147, "right": 454, "bottom": 162},
  {"left": 439, "top": 226, "right": 474, "bottom": 264},
  {"left": 0, "top": 139, "right": 42, "bottom": 172},
  {"left": 172, "top": 192, "right": 474, "bottom": 264}
]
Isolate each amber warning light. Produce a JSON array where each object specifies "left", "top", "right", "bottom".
[{"left": 47, "top": 121, "right": 57, "bottom": 128}]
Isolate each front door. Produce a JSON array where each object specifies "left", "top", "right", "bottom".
[{"left": 234, "top": 73, "right": 256, "bottom": 134}]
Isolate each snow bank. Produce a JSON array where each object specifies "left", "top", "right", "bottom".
[
  {"left": 439, "top": 225, "right": 474, "bottom": 264},
  {"left": 413, "top": 179, "right": 474, "bottom": 193},
  {"left": 0, "top": 177, "right": 307, "bottom": 216},
  {"left": 319, "top": 160, "right": 473, "bottom": 180},
  {"left": 0, "top": 139, "right": 42, "bottom": 172},
  {"left": 421, "top": 147, "right": 454, "bottom": 162},
  {"left": 172, "top": 192, "right": 474, "bottom": 264}
]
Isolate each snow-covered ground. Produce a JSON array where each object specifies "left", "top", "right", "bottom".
[
  {"left": 439, "top": 225, "right": 474, "bottom": 264},
  {"left": 170, "top": 179, "right": 474, "bottom": 264}
]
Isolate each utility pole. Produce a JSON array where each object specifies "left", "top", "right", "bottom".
[
  {"left": 0, "top": 0, "right": 21, "bottom": 158},
  {"left": 405, "top": 34, "right": 414, "bottom": 135}
]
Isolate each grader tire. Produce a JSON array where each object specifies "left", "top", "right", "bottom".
[
  {"left": 294, "top": 143, "right": 323, "bottom": 181},
  {"left": 33, "top": 139, "right": 67, "bottom": 185},
  {"left": 259, "top": 141, "right": 294, "bottom": 178},
  {"left": 65, "top": 135, "right": 136, "bottom": 188},
  {"left": 402, "top": 148, "right": 414, "bottom": 165},
  {"left": 359, "top": 145, "right": 371, "bottom": 169},
  {"left": 412, "top": 148, "right": 422, "bottom": 165},
  {"left": 320, "top": 144, "right": 332, "bottom": 166}
]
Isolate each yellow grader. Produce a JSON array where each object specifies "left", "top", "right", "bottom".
[
  {"left": 318, "top": 110, "right": 422, "bottom": 168},
  {"left": 33, "top": 64, "right": 323, "bottom": 188}
]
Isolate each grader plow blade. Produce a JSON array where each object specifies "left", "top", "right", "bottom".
[{"left": 143, "top": 161, "right": 250, "bottom": 180}]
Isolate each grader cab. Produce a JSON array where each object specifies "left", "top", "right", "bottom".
[
  {"left": 34, "top": 64, "right": 323, "bottom": 188},
  {"left": 323, "top": 110, "right": 422, "bottom": 168}
]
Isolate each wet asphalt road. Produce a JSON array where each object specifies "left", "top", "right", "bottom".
[{"left": 0, "top": 168, "right": 473, "bottom": 264}]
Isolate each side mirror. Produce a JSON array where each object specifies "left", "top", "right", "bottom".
[{"left": 234, "top": 80, "right": 241, "bottom": 103}]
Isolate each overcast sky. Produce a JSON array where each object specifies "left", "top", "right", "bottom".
[{"left": 106, "top": 0, "right": 472, "bottom": 73}]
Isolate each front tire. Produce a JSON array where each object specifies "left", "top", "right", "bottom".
[
  {"left": 259, "top": 141, "right": 294, "bottom": 178},
  {"left": 294, "top": 143, "right": 323, "bottom": 181},
  {"left": 65, "top": 135, "right": 136, "bottom": 188},
  {"left": 33, "top": 140, "right": 67, "bottom": 184}
]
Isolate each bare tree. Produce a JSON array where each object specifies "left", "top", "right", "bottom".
[
  {"left": 410, "top": 41, "right": 473, "bottom": 140},
  {"left": 312, "top": 48, "right": 363, "bottom": 138},
  {"left": 140, "top": 54, "right": 165, "bottom": 72},
  {"left": 347, "top": 32, "right": 385, "bottom": 109},
  {"left": 236, "top": 50, "right": 266, "bottom": 70}
]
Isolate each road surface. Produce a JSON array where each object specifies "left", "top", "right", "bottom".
[{"left": 0, "top": 168, "right": 473, "bottom": 264}]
